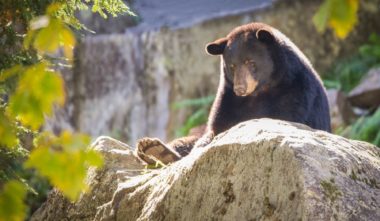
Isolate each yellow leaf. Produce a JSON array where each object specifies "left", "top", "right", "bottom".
[
  {"left": 46, "top": 3, "right": 63, "bottom": 15},
  {"left": 0, "top": 181, "right": 27, "bottom": 221},
  {"left": 7, "top": 62, "right": 65, "bottom": 130},
  {"left": 25, "top": 131, "right": 103, "bottom": 201},
  {"left": 0, "top": 65, "right": 23, "bottom": 82},
  {"left": 30, "top": 15, "right": 76, "bottom": 58},
  {"left": 63, "top": 44, "right": 74, "bottom": 60},
  {"left": 33, "top": 18, "right": 62, "bottom": 53},
  {"left": 59, "top": 26, "right": 76, "bottom": 60},
  {"left": 313, "top": 0, "right": 359, "bottom": 39},
  {"left": 23, "top": 29, "right": 36, "bottom": 49},
  {"left": 60, "top": 27, "right": 76, "bottom": 47},
  {"left": 0, "top": 111, "right": 18, "bottom": 147},
  {"left": 328, "top": 0, "right": 359, "bottom": 39},
  {"left": 85, "top": 150, "right": 104, "bottom": 167},
  {"left": 58, "top": 130, "right": 91, "bottom": 152}
]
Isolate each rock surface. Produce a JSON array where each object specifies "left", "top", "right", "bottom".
[
  {"left": 33, "top": 119, "right": 380, "bottom": 221},
  {"left": 326, "top": 89, "right": 356, "bottom": 131},
  {"left": 45, "top": 0, "right": 380, "bottom": 145},
  {"left": 349, "top": 68, "right": 380, "bottom": 109}
]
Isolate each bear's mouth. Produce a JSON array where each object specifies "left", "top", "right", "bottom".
[
  {"left": 233, "top": 73, "right": 258, "bottom": 96},
  {"left": 233, "top": 80, "right": 258, "bottom": 96}
]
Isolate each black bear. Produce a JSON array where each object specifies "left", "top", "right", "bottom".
[{"left": 136, "top": 22, "right": 331, "bottom": 164}]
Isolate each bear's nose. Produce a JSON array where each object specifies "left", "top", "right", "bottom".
[{"left": 234, "top": 87, "right": 247, "bottom": 96}]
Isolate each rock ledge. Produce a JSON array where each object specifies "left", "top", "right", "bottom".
[{"left": 33, "top": 119, "right": 380, "bottom": 221}]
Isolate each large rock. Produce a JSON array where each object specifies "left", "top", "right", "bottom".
[
  {"left": 349, "top": 68, "right": 380, "bottom": 109},
  {"left": 45, "top": 0, "right": 380, "bottom": 145},
  {"left": 33, "top": 119, "right": 380, "bottom": 221}
]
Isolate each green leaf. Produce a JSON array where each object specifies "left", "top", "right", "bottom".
[
  {"left": 312, "top": 0, "right": 331, "bottom": 33},
  {"left": 0, "top": 65, "right": 23, "bottom": 82},
  {"left": 349, "top": 108, "right": 380, "bottom": 146},
  {"left": 0, "top": 181, "right": 27, "bottom": 221},
  {"left": 173, "top": 95, "right": 214, "bottom": 136},
  {"left": 90, "top": 0, "right": 136, "bottom": 18},
  {"left": 329, "top": 0, "right": 359, "bottom": 39},
  {"left": 0, "top": 111, "right": 18, "bottom": 148},
  {"left": 8, "top": 62, "right": 65, "bottom": 130},
  {"left": 176, "top": 108, "right": 208, "bottom": 137},
  {"left": 25, "top": 131, "right": 103, "bottom": 201},
  {"left": 359, "top": 34, "right": 380, "bottom": 59},
  {"left": 313, "top": 0, "right": 359, "bottom": 39},
  {"left": 173, "top": 95, "right": 215, "bottom": 109},
  {"left": 58, "top": 130, "right": 91, "bottom": 151},
  {"left": 60, "top": 26, "right": 76, "bottom": 60},
  {"left": 31, "top": 16, "right": 76, "bottom": 59},
  {"left": 323, "top": 79, "right": 340, "bottom": 90}
]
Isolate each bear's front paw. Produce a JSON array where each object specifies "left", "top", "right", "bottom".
[{"left": 136, "top": 138, "right": 181, "bottom": 165}]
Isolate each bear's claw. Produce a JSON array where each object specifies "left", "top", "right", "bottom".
[{"left": 136, "top": 138, "right": 181, "bottom": 165}]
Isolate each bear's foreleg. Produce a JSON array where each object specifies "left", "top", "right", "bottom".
[
  {"left": 167, "top": 135, "right": 200, "bottom": 157},
  {"left": 136, "top": 135, "right": 201, "bottom": 165}
]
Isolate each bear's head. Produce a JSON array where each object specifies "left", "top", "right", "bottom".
[{"left": 206, "top": 23, "right": 277, "bottom": 97}]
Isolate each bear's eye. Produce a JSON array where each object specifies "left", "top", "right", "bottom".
[
  {"left": 245, "top": 60, "right": 256, "bottom": 70},
  {"left": 245, "top": 60, "right": 256, "bottom": 67}
]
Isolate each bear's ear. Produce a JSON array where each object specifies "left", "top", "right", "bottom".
[
  {"left": 205, "top": 38, "right": 227, "bottom": 55},
  {"left": 256, "top": 28, "right": 275, "bottom": 43}
]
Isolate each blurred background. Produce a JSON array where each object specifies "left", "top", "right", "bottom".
[
  {"left": 1, "top": 0, "right": 380, "bottom": 219},
  {"left": 49, "top": 0, "right": 380, "bottom": 146}
]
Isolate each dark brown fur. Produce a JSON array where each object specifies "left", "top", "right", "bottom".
[{"left": 136, "top": 23, "right": 331, "bottom": 164}]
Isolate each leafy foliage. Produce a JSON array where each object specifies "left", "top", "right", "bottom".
[
  {"left": 323, "top": 34, "right": 380, "bottom": 92},
  {"left": 8, "top": 63, "right": 65, "bottom": 130},
  {"left": 346, "top": 108, "right": 380, "bottom": 147},
  {"left": 359, "top": 34, "right": 380, "bottom": 60},
  {"left": 0, "top": 110, "right": 18, "bottom": 147},
  {"left": 0, "top": 0, "right": 132, "bottom": 219},
  {"left": 25, "top": 131, "right": 103, "bottom": 201},
  {"left": 0, "top": 134, "right": 51, "bottom": 218},
  {"left": 173, "top": 95, "right": 214, "bottom": 137},
  {"left": 322, "top": 34, "right": 380, "bottom": 147},
  {"left": 57, "top": 0, "right": 135, "bottom": 30},
  {"left": 313, "top": 0, "right": 359, "bottom": 39},
  {"left": 0, "top": 181, "right": 27, "bottom": 221}
]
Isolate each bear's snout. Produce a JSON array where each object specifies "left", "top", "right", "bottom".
[
  {"left": 233, "top": 67, "right": 258, "bottom": 96},
  {"left": 234, "top": 86, "right": 248, "bottom": 96}
]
